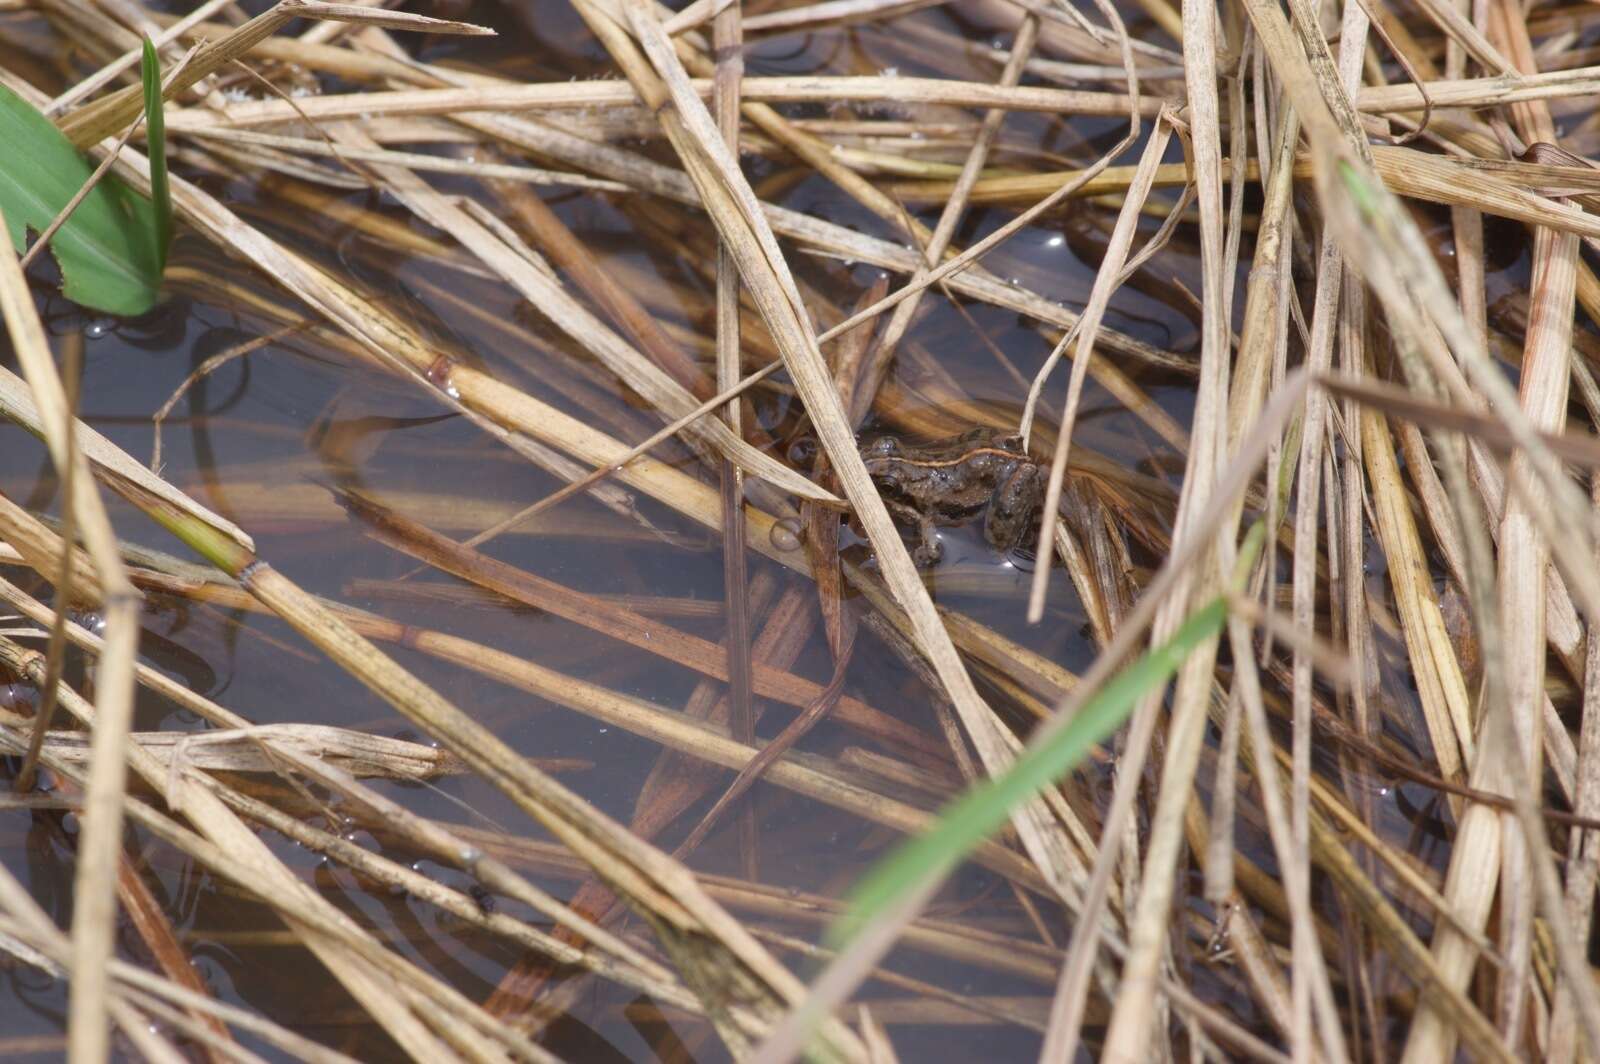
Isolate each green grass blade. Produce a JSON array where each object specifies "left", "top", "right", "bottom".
[
  {"left": 140, "top": 37, "right": 172, "bottom": 271},
  {"left": 828, "top": 595, "right": 1228, "bottom": 948},
  {"left": 0, "top": 88, "right": 161, "bottom": 315}
]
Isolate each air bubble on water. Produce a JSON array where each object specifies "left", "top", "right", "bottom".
[
  {"left": 84, "top": 320, "right": 112, "bottom": 340},
  {"left": 1047, "top": 235, "right": 1065, "bottom": 247}
]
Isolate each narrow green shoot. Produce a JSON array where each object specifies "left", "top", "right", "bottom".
[
  {"left": 828, "top": 594, "right": 1229, "bottom": 948},
  {"left": 140, "top": 38, "right": 172, "bottom": 271}
]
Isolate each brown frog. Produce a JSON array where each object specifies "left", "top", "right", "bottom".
[{"left": 861, "top": 427, "right": 1045, "bottom": 565}]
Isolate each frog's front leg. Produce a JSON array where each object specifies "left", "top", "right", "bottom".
[
  {"left": 985, "top": 462, "right": 1046, "bottom": 553},
  {"left": 882, "top": 498, "right": 944, "bottom": 565}
]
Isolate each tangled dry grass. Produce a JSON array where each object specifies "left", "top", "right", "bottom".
[{"left": 4, "top": 0, "right": 1600, "bottom": 1058}]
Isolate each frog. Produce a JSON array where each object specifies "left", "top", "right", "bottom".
[{"left": 860, "top": 427, "right": 1045, "bottom": 566}]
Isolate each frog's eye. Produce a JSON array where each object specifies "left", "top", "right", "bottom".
[{"left": 862, "top": 437, "right": 900, "bottom": 458}]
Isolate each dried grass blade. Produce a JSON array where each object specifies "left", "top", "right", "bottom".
[
  {"left": 154, "top": 77, "right": 1158, "bottom": 131},
  {"left": 1320, "top": 373, "right": 1600, "bottom": 466},
  {"left": 1024, "top": 113, "right": 1165, "bottom": 623},
  {"left": 589, "top": 0, "right": 1086, "bottom": 914},
  {"left": 336, "top": 487, "right": 936, "bottom": 755},
  {"left": 1092, "top": 0, "right": 1236, "bottom": 1048},
  {"left": 0, "top": 364, "right": 251, "bottom": 551},
  {"left": 0, "top": 203, "right": 144, "bottom": 1064},
  {"left": 0, "top": 219, "right": 147, "bottom": 1062},
  {"left": 323, "top": 124, "right": 838, "bottom": 505},
  {"left": 59, "top": 0, "right": 304, "bottom": 149},
  {"left": 1044, "top": 376, "right": 1311, "bottom": 1057},
  {"left": 114, "top": 473, "right": 868, "bottom": 1060},
  {"left": 709, "top": 0, "right": 759, "bottom": 881},
  {"left": 285, "top": 1, "right": 494, "bottom": 33}
]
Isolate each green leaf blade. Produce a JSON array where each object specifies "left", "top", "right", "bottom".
[
  {"left": 0, "top": 86, "right": 162, "bottom": 315},
  {"left": 829, "top": 596, "right": 1228, "bottom": 948},
  {"left": 141, "top": 38, "right": 172, "bottom": 271}
]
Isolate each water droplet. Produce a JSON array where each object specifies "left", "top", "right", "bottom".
[
  {"left": 84, "top": 320, "right": 113, "bottom": 339},
  {"left": 769, "top": 517, "right": 803, "bottom": 552},
  {"left": 598, "top": 726, "right": 608, "bottom": 734},
  {"left": 1047, "top": 235, "right": 1065, "bottom": 248},
  {"left": 425, "top": 354, "right": 461, "bottom": 401}
]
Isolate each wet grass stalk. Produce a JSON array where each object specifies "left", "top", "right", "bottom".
[{"left": 0, "top": 204, "right": 145, "bottom": 1063}]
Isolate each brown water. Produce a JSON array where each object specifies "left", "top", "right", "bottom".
[{"left": 0, "top": 0, "right": 1318, "bottom": 1059}]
